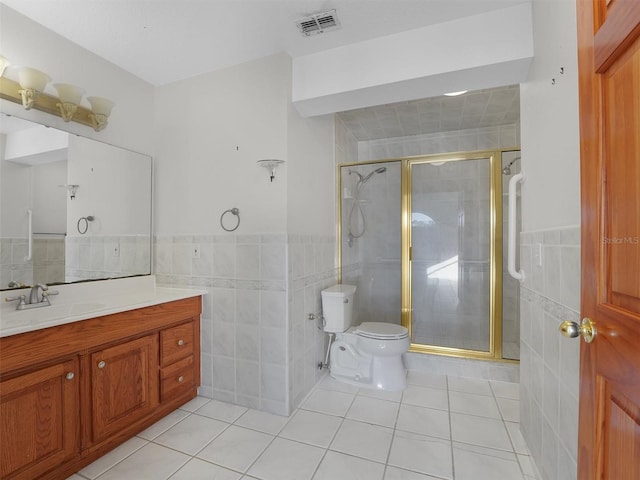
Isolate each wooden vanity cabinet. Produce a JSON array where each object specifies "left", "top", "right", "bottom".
[
  {"left": 0, "top": 357, "right": 80, "bottom": 480},
  {"left": 0, "top": 296, "right": 201, "bottom": 480},
  {"left": 90, "top": 334, "right": 159, "bottom": 444}
]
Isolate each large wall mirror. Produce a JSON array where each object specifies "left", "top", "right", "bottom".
[{"left": 0, "top": 113, "right": 152, "bottom": 290}]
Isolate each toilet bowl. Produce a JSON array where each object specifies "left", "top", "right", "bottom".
[{"left": 321, "top": 285, "right": 409, "bottom": 392}]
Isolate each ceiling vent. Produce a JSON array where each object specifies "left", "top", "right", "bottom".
[{"left": 295, "top": 9, "right": 341, "bottom": 37}]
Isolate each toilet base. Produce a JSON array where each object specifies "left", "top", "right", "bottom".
[
  {"left": 329, "top": 366, "right": 407, "bottom": 392},
  {"left": 329, "top": 342, "right": 408, "bottom": 392}
]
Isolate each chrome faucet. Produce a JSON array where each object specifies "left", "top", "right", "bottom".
[
  {"left": 29, "top": 283, "right": 48, "bottom": 304},
  {"left": 4, "top": 283, "right": 59, "bottom": 310}
]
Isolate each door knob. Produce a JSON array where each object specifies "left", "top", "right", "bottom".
[{"left": 559, "top": 317, "right": 596, "bottom": 343}]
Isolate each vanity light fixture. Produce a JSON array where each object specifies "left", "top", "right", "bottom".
[
  {"left": 258, "top": 159, "right": 285, "bottom": 182},
  {"left": 16, "top": 66, "right": 51, "bottom": 109},
  {"left": 52, "top": 83, "right": 85, "bottom": 121},
  {"left": 87, "top": 96, "right": 115, "bottom": 132},
  {"left": 0, "top": 61, "right": 115, "bottom": 131}
]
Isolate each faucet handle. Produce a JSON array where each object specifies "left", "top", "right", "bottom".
[
  {"left": 4, "top": 294, "right": 27, "bottom": 305},
  {"left": 42, "top": 290, "right": 59, "bottom": 297}
]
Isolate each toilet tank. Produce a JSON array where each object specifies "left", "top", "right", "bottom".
[{"left": 321, "top": 284, "right": 357, "bottom": 333}]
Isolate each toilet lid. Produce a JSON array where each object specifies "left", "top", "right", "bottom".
[{"left": 353, "top": 322, "right": 409, "bottom": 340}]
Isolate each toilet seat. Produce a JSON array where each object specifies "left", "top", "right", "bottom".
[{"left": 352, "top": 322, "right": 409, "bottom": 340}]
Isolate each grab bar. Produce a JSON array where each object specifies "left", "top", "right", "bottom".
[
  {"left": 507, "top": 172, "right": 525, "bottom": 281},
  {"left": 24, "top": 209, "right": 33, "bottom": 261}
]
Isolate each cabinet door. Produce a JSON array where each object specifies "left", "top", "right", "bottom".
[
  {"left": 0, "top": 358, "right": 79, "bottom": 480},
  {"left": 91, "top": 335, "right": 158, "bottom": 443}
]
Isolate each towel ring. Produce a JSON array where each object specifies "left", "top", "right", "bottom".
[
  {"left": 220, "top": 208, "right": 240, "bottom": 232},
  {"left": 77, "top": 215, "right": 95, "bottom": 235}
]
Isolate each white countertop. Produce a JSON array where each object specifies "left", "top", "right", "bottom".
[{"left": 0, "top": 276, "right": 206, "bottom": 338}]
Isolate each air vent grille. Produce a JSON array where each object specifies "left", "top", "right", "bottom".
[{"left": 296, "top": 9, "right": 341, "bottom": 36}]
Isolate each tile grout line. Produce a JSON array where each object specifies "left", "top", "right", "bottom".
[
  {"left": 490, "top": 380, "right": 532, "bottom": 479},
  {"left": 76, "top": 375, "right": 532, "bottom": 480},
  {"left": 446, "top": 375, "right": 456, "bottom": 480}
]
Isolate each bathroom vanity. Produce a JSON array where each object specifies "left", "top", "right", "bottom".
[{"left": 0, "top": 279, "right": 203, "bottom": 480}]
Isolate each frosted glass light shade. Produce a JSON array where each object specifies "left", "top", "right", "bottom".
[
  {"left": 53, "top": 83, "right": 86, "bottom": 121},
  {"left": 16, "top": 66, "right": 51, "bottom": 109},
  {"left": 16, "top": 66, "right": 50, "bottom": 91},
  {"left": 0, "top": 56, "right": 8, "bottom": 77},
  {"left": 87, "top": 96, "right": 115, "bottom": 131},
  {"left": 87, "top": 96, "right": 115, "bottom": 116},
  {"left": 53, "top": 83, "right": 85, "bottom": 104}
]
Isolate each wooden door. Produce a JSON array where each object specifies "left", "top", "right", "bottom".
[
  {"left": 576, "top": 0, "right": 640, "bottom": 478},
  {"left": 90, "top": 334, "right": 158, "bottom": 444},
  {"left": 0, "top": 358, "right": 79, "bottom": 480}
]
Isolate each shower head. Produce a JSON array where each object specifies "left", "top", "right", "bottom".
[
  {"left": 361, "top": 166, "right": 387, "bottom": 183},
  {"left": 502, "top": 157, "right": 521, "bottom": 175}
]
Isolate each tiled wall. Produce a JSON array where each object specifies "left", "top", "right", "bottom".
[
  {"left": 154, "top": 233, "right": 336, "bottom": 416},
  {"left": 0, "top": 237, "right": 33, "bottom": 287},
  {"left": 33, "top": 236, "right": 65, "bottom": 285},
  {"left": 358, "top": 124, "right": 519, "bottom": 160},
  {"left": 519, "top": 226, "right": 580, "bottom": 480},
  {"left": 501, "top": 152, "right": 522, "bottom": 360},
  {"left": 404, "top": 351, "right": 519, "bottom": 383},
  {"left": 288, "top": 235, "right": 337, "bottom": 409},
  {"left": 0, "top": 235, "right": 66, "bottom": 287},
  {"left": 65, "top": 234, "right": 151, "bottom": 282},
  {"left": 335, "top": 116, "right": 358, "bottom": 164}
]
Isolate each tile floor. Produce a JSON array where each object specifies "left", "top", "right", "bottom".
[{"left": 67, "top": 371, "right": 541, "bottom": 480}]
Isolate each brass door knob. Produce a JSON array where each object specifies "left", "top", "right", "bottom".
[{"left": 559, "top": 317, "right": 596, "bottom": 343}]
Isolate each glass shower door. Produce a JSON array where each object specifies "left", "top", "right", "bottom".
[
  {"left": 406, "top": 155, "right": 499, "bottom": 356},
  {"left": 339, "top": 161, "right": 402, "bottom": 326}
]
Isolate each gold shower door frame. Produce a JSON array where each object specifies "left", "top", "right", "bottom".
[{"left": 338, "top": 149, "right": 516, "bottom": 362}]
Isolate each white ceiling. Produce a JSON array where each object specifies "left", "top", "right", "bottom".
[{"left": 2, "top": 0, "right": 528, "bottom": 86}]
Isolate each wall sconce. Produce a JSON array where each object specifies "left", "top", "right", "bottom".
[
  {"left": 16, "top": 66, "right": 51, "bottom": 110},
  {"left": 257, "top": 159, "right": 285, "bottom": 182},
  {"left": 52, "top": 83, "right": 85, "bottom": 121},
  {"left": 59, "top": 184, "right": 79, "bottom": 200},
  {"left": 87, "top": 96, "right": 115, "bottom": 132}
]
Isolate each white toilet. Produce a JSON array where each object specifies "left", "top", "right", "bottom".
[{"left": 321, "top": 284, "right": 409, "bottom": 391}]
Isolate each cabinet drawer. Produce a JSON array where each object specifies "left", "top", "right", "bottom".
[
  {"left": 160, "top": 355, "right": 194, "bottom": 401},
  {"left": 160, "top": 322, "right": 194, "bottom": 366}
]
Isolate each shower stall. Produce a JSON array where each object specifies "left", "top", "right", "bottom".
[{"left": 338, "top": 149, "right": 521, "bottom": 361}]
